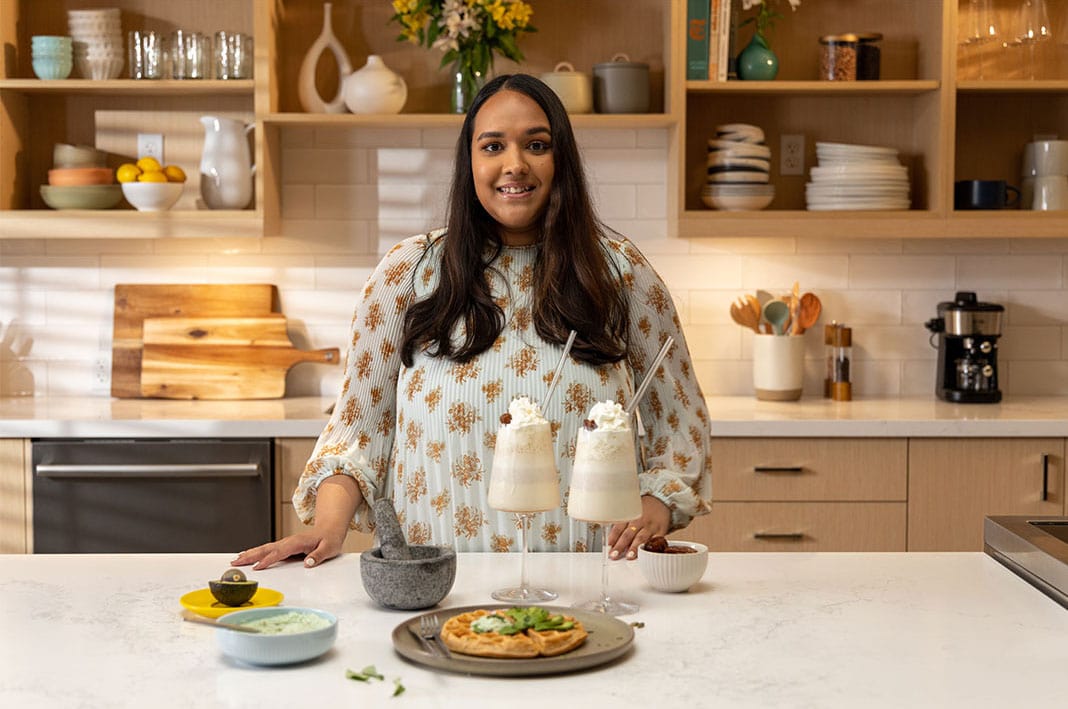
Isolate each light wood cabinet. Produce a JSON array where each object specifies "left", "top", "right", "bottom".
[
  {"left": 0, "top": 439, "right": 30, "bottom": 553},
  {"left": 908, "top": 438, "right": 1065, "bottom": 551},
  {"left": 275, "top": 437, "right": 373, "bottom": 553},
  {"left": 677, "top": 437, "right": 908, "bottom": 551}
]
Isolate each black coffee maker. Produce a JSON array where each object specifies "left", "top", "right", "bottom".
[{"left": 924, "top": 291, "right": 1004, "bottom": 403}]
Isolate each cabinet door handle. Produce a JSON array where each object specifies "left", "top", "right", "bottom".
[
  {"left": 752, "top": 466, "right": 804, "bottom": 474},
  {"left": 752, "top": 532, "right": 805, "bottom": 541},
  {"left": 1041, "top": 453, "right": 1050, "bottom": 502}
]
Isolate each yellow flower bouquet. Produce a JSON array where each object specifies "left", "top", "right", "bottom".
[{"left": 390, "top": 0, "right": 536, "bottom": 112}]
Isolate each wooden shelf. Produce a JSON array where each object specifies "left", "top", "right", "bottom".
[
  {"left": 956, "top": 80, "right": 1068, "bottom": 94},
  {"left": 686, "top": 80, "right": 941, "bottom": 96},
  {"left": 678, "top": 210, "right": 946, "bottom": 239},
  {"left": 0, "top": 209, "right": 262, "bottom": 239},
  {"left": 263, "top": 112, "right": 677, "bottom": 129},
  {"left": 0, "top": 79, "right": 254, "bottom": 96}
]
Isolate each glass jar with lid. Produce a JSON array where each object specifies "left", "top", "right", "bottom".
[{"left": 818, "top": 34, "right": 858, "bottom": 81}]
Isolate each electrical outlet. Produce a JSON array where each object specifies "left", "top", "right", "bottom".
[
  {"left": 137, "top": 133, "right": 164, "bottom": 161},
  {"left": 781, "top": 134, "right": 805, "bottom": 176},
  {"left": 93, "top": 355, "right": 110, "bottom": 393}
]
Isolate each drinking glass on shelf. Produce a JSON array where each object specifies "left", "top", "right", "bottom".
[
  {"left": 1015, "top": 0, "right": 1052, "bottom": 79},
  {"left": 958, "top": 0, "right": 998, "bottom": 80},
  {"left": 214, "top": 31, "right": 253, "bottom": 80},
  {"left": 128, "top": 30, "right": 164, "bottom": 80}
]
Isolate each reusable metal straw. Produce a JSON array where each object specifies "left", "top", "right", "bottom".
[
  {"left": 625, "top": 336, "right": 674, "bottom": 416},
  {"left": 541, "top": 330, "right": 577, "bottom": 414}
]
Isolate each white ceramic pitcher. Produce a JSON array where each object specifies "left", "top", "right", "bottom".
[{"left": 199, "top": 115, "right": 254, "bottom": 210}]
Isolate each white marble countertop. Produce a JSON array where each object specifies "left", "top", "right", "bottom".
[
  {"left": 0, "top": 395, "right": 1066, "bottom": 438},
  {"left": 0, "top": 552, "right": 1064, "bottom": 708}
]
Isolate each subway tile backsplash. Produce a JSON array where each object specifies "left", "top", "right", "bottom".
[{"left": 2, "top": 126, "right": 1067, "bottom": 399}]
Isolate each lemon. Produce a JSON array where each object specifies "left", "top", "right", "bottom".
[
  {"left": 137, "top": 170, "right": 168, "bottom": 183},
  {"left": 116, "top": 163, "right": 141, "bottom": 183},
  {"left": 136, "top": 156, "right": 163, "bottom": 173},
  {"left": 163, "top": 165, "right": 187, "bottom": 183}
]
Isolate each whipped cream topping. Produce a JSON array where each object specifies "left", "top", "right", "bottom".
[
  {"left": 587, "top": 400, "right": 630, "bottom": 431},
  {"left": 505, "top": 396, "right": 547, "bottom": 427}
]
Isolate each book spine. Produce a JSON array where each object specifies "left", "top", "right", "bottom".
[
  {"left": 686, "top": 0, "right": 711, "bottom": 80},
  {"left": 724, "top": 0, "right": 739, "bottom": 80},
  {"left": 707, "top": 0, "right": 720, "bottom": 82}
]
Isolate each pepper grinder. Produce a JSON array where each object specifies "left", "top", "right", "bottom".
[{"left": 831, "top": 325, "right": 852, "bottom": 401}]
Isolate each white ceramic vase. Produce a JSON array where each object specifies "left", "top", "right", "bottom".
[
  {"left": 343, "top": 55, "right": 407, "bottom": 114},
  {"left": 199, "top": 116, "right": 255, "bottom": 210},
  {"left": 298, "top": 2, "right": 352, "bottom": 114}
]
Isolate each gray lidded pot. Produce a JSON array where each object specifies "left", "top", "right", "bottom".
[
  {"left": 360, "top": 544, "right": 457, "bottom": 610},
  {"left": 593, "top": 53, "right": 650, "bottom": 114}
]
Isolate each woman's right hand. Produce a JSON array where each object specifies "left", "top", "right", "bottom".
[{"left": 231, "top": 529, "right": 347, "bottom": 571}]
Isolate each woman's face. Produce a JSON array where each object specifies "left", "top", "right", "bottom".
[{"left": 470, "top": 89, "right": 555, "bottom": 246}]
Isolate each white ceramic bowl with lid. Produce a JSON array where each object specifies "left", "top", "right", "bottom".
[{"left": 540, "top": 61, "right": 593, "bottom": 114}]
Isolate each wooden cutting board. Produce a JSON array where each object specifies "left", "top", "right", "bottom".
[
  {"left": 139, "top": 315, "right": 340, "bottom": 400},
  {"left": 111, "top": 284, "right": 276, "bottom": 398}
]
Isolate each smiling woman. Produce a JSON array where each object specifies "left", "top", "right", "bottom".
[{"left": 232, "top": 74, "right": 710, "bottom": 571}]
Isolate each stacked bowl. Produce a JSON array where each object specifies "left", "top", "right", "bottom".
[
  {"left": 68, "top": 8, "right": 124, "bottom": 80},
  {"left": 40, "top": 143, "right": 122, "bottom": 210},
  {"left": 702, "top": 123, "right": 774, "bottom": 210},
  {"left": 805, "top": 142, "right": 910, "bottom": 211},
  {"left": 31, "top": 36, "right": 73, "bottom": 80}
]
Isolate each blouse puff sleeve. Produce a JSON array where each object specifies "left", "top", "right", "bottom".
[
  {"left": 291, "top": 233, "right": 433, "bottom": 533},
  {"left": 608, "top": 237, "right": 712, "bottom": 532}
]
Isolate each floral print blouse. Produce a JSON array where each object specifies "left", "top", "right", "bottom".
[{"left": 293, "top": 229, "right": 711, "bottom": 552}]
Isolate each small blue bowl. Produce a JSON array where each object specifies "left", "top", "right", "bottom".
[
  {"left": 33, "top": 57, "right": 72, "bottom": 80},
  {"left": 215, "top": 607, "right": 338, "bottom": 666}
]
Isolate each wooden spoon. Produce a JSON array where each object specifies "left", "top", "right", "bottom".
[
  {"left": 796, "top": 293, "right": 822, "bottom": 334},
  {"left": 182, "top": 610, "right": 261, "bottom": 633}
]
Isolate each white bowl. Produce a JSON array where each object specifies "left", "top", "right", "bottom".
[
  {"left": 122, "top": 181, "right": 183, "bottom": 211},
  {"left": 637, "top": 540, "right": 709, "bottom": 592},
  {"left": 702, "top": 192, "right": 775, "bottom": 210},
  {"left": 216, "top": 607, "right": 338, "bottom": 666}
]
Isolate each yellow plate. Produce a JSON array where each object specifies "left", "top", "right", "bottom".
[{"left": 179, "top": 587, "right": 284, "bottom": 618}]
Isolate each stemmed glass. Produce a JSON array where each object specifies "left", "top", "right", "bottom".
[
  {"left": 1015, "top": 0, "right": 1052, "bottom": 79},
  {"left": 959, "top": 0, "right": 998, "bottom": 80}
]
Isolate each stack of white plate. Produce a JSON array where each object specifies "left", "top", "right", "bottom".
[
  {"left": 805, "top": 141, "right": 910, "bottom": 211},
  {"left": 702, "top": 123, "right": 774, "bottom": 211},
  {"left": 68, "top": 8, "right": 124, "bottom": 80}
]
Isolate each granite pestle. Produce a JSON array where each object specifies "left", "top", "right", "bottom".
[{"left": 372, "top": 498, "right": 412, "bottom": 560}]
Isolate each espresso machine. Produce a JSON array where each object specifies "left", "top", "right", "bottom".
[{"left": 924, "top": 291, "right": 1004, "bottom": 403}]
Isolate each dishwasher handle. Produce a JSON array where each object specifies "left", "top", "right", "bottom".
[{"left": 35, "top": 463, "right": 262, "bottom": 479}]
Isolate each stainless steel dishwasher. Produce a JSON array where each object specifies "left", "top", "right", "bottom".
[{"left": 32, "top": 438, "right": 273, "bottom": 553}]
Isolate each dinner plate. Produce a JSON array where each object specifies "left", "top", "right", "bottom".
[
  {"left": 179, "top": 587, "right": 284, "bottom": 618},
  {"left": 392, "top": 604, "right": 635, "bottom": 676}
]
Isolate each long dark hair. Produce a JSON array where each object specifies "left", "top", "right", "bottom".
[{"left": 399, "top": 74, "right": 629, "bottom": 367}]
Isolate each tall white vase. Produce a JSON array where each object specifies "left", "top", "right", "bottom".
[{"left": 298, "top": 2, "right": 352, "bottom": 113}]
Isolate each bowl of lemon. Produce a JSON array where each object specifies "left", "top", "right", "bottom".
[{"left": 117, "top": 157, "right": 187, "bottom": 212}]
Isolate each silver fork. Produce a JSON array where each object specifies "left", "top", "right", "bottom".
[{"left": 419, "top": 614, "right": 452, "bottom": 658}]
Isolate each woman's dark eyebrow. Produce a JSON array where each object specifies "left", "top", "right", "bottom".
[{"left": 475, "top": 125, "right": 551, "bottom": 141}]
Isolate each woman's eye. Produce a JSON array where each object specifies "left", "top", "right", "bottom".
[
  {"left": 528, "top": 140, "right": 551, "bottom": 153},
  {"left": 480, "top": 141, "right": 503, "bottom": 153}
]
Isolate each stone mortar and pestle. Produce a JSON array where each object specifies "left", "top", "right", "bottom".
[{"left": 360, "top": 498, "right": 456, "bottom": 610}]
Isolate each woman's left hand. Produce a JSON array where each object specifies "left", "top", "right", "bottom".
[{"left": 607, "top": 495, "right": 671, "bottom": 560}]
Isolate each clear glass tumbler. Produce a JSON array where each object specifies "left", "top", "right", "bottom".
[
  {"left": 214, "top": 31, "right": 253, "bottom": 80},
  {"left": 128, "top": 30, "right": 164, "bottom": 79},
  {"left": 172, "top": 30, "right": 211, "bottom": 80}
]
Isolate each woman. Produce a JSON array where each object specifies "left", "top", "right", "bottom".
[{"left": 234, "top": 74, "right": 710, "bottom": 571}]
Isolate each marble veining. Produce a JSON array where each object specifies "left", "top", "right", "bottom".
[{"left": 1, "top": 552, "right": 1065, "bottom": 708}]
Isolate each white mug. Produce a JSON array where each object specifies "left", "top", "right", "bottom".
[
  {"left": 1025, "top": 140, "right": 1068, "bottom": 177},
  {"left": 752, "top": 334, "right": 805, "bottom": 401},
  {"left": 1032, "top": 174, "right": 1068, "bottom": 210}
]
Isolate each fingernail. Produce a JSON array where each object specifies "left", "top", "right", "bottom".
[
  {"left": 305, "top": 557, "right": 316, "bottom": 567},
  {"left": 609, "top": 549, "right": 620, "bottom": 559},
  {"left": 627, "top": 550, "right": 637, "bottom": 559}
]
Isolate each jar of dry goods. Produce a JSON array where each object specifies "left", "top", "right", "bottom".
[
  {"left": 818, "top": 34, "right": 858, "bottom": 81},
  {"left": 855, "top": 32, "right": 883, "bottom": 80}
]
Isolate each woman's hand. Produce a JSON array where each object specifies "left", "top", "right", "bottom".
[
  {"left": 607, "top": 495, "right": 671, "bottom": 560},
  {"left": 232, "top": 475, "right": 363, "bottom": 570},
  {"left": 231, "top": 529, "right": 347, "bottom": 571}
]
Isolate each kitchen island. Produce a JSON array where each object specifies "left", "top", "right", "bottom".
[{"left": 1, "top": 552, "right": 1064, "bottom": 708}]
